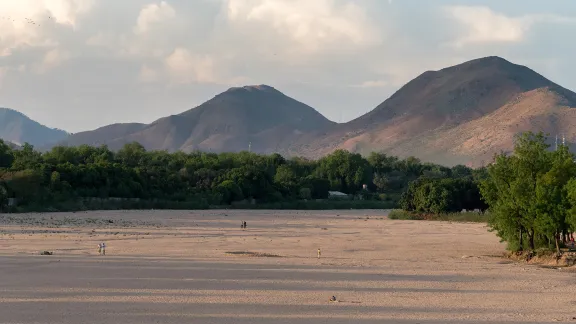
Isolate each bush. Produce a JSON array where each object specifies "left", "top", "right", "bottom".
[
  {"left": 227, "top": 200, "right": 396, "bottom": 210},
  {"left": 433, "top": 211, "right": 488, "bottom": 223},
  {"left": 388, "top": 209, "right": 488, "bottom": 222},
  {"left": 388, "top": 209, "right": 422, "bottom": 220}
]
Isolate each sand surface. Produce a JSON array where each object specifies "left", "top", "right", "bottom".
[{"left": 0, "top": 210, "right": 574, "bottom": 323}]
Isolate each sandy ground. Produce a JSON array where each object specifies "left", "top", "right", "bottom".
[{"left": 0, "top": 210, "right": 575, "bottom": 323}]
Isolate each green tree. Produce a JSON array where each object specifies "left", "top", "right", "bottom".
[
  {"left": 317, "top": 149, "right": 371, "bottom": 194},
  {"left": 0, "top": 139, "right": 14, "bottom": 168},
  {"left": 480, "top": 132, "right": 556, "bottom": 251},
  {"left": 299, "top": 187, "right": 312, "bottom": 200},
  {"left": 0, "top": 184, "right": 8, "bottom": 211},
  {"left": 11, "top": 143, "right": 42, "bottom": 170},
  {"left": 217, "top": 180, "right": 244, "bottom": 204}
]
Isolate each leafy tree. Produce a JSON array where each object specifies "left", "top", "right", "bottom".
[
  {"left": 217, "top": 180, "right": 243, "bottom": 204},
  {"left": 317, "top": 149, "right": 371, "bottom": 194},
  {"left": 299, "top": 187, "right": 312, "bottom": 200},
  {"left": 0, "top": 140, "right": 487, "bottom": 213},
  {"left": 11, "top": 143, "right": 42, "bottom": 170},
  {"left": 0, "top": 140, "right": 14, "bottom": 168},
  {"left": 479, "top": 132, "right": 570, "bottom": 251},
  {"left": 0, "top": 184, "right": 7, "bottom": 211}
]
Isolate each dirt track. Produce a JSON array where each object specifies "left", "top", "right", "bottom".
[{"left": 0, "top": 210, "right": 574, "bottom": 323}]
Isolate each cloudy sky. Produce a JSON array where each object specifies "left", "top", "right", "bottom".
[{"left": 1, "top": 0, "right": 575, "bottom": 132}]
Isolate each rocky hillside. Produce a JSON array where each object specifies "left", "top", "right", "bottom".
[
  {"left": 57, "top": 85, "right": 335, "bottom": 153},
  {"left": 288, "top": 56, "right": 576, "bottom": 166}
]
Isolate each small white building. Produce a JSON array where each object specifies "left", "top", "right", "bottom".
[{"left": 328, "top": 191, "right": 350, "bottom": 200}]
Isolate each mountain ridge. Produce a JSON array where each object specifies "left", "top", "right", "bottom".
[
  {"left": 57, "top": 84, "right": 335, "bottom": 153},
  {"left": 285, "top": 56, "right": 576, "bottom": 166},
  {"left": 0, "top": 108, "right": 69, "bottom": 147},
  {"left": 14, "top": 56, "right": 576, "bottom": 166}
]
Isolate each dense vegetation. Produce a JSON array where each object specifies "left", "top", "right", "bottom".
[
  {"left": 2, "top": 132, "right": 573, "bottom": 253},
  {"left": 479, "top": 132, "right": 576, "bottom": 253},
  {"left": 396, "top": 132, "right": 576, "bottom": 253},
  {"left": 0, "top": 141, "right": 476, "bottom": 212}
]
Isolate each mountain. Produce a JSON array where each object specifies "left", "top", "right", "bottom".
[
  {"left": 58, "top": 85, "right": 335, "bottom": 153},
  {"left": 288, "top": 56, "right": 576, "bottom": 166},
  {"left": 0, "top": 108, "right": 69, "bottom": 147},
  {"left": 47, "top": 57, "right": 576, "bottom": 166},
  {"left": 59, "top": 123, "right": 147, "bottom": 148}
]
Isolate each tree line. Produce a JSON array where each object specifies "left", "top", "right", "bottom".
[
  {"left": 398, "top": 132, "right": 576, "bottom": 253},
  {"left": 0, "top": 140, "right": 478, "bottom": 211},
  {"left": 478, "top": 132, "right": 576, "bottom": 253},
  {"left": 2, "top": 132, "right": 571, "bottom": 253}
]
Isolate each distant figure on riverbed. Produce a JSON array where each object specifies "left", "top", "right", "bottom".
[
  {"left": 243, "top": 221, "right": 247, "bottom": 228},
  {"left": 317, "top": 248, "right": 321, "bottom": 259},
  {"left": 98, "top": 242, "right": 106, "bottom": 255}
]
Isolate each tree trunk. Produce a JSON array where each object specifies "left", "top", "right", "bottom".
[
  {"left": 519, "top": 228, "right": 524, "bottom": 251},
  {"left": 528, "top": 230, "right": 535, "bottom": 251},
  {"left": 555, "top": 232, "right": 561, "bottom": 256}
]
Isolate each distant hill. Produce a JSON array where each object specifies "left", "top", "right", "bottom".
[
  {"left": 288, "top": 56, "right": 576, "bottom": 166},
  {"left": 40, "top": 57, "right": 576, "bottom": 166},
  {"left": 0, "top": 108, "right": 69, "bottom": 147},
  {"left": 57, "top": 85, "right": 335, "bottom": 153},
  {"left": 58, "top": 123, "right": 147, "bottom": 148}
]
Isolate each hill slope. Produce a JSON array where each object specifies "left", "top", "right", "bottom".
[
  {"left": 57, "top": 123, "right": 147, "bottom": 148},
  {"left": 0, "top": 108, "right": 69, "bottom": 147},
  {"left": 289, "top": 56, "right": 576, "bottom": 166},
  {"left": 59, "top": 85, "right": 335, "bottom": 153}
]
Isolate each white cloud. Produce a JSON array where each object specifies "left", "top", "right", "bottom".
[
  {"left": 138, "top": 64, "right": 160, "bottom": 83},
  {"left": 90, "top": 2, "right": 245, "bottom": 86},
  {"left": 37, "top": 48, "right": 71, "bottom": 73},
  {"left": 224, "top": 0, "right": 380, "bottom": 56},
  {"left": 0, "top": 0, "right": 95, "bottom": 71},
  {"left": 88, "top": 1, "right": 183, "bottom": 59},
  {"left": 134, "top": 1, "right": 176, "bottom": 35},
  {"left": 353, "top": 80, "right": 390, "bottom": 88},
  {"left": 40, "top": 0, "right": 95, "bottom": 27},
  {"left": 0, "top": 0, "right": 94, "bottom": 27},
  {"left": 446, "top": 6, "right": 576, "bottom": 47},
  {"left": 164, "top": 48, "right": 218, "bottom": 84}
]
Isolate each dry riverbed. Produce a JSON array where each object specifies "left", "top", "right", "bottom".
[{"left": 0, "top": 210, "right": 574, "bottom": 323}]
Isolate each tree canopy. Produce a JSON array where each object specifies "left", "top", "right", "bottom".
[
  {"left": 479, "top": 132, "right": 576, "bottom": 252},
  {"left": 0, "top": 140, "right": 475, "bottom": 212}
]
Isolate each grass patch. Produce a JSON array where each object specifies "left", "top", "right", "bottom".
[
  {"left": 388, "top": 209, "right": 488, "bottom": 223},
  {"left": 226, "top": 200, "right": 397, "bottom": 210},
  {"left": 7, "top": 198, "right": 397, "bottom": 213},
  {"left": 388, "top": 209, "right": 422, "bottom": 220},
  {"left": 432, "top": 212, "right": 488, "bottom": 223},
  {"left": 225, "top": 251, "right": 283, "bottom": 258}
]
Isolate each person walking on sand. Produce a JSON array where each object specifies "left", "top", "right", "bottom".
[
  {"left": 101, "top": 242, "right": 106, "bottom": 256},
  {"left": 317, "top": 248, "right": 321, "bottom": 259},
  {"left": 98, "top": 243, "right": 102, "bottom": 255}
]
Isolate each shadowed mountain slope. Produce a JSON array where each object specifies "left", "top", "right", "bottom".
[{"left": 0, "top": 108, "right": 68, "bottom": 147}]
